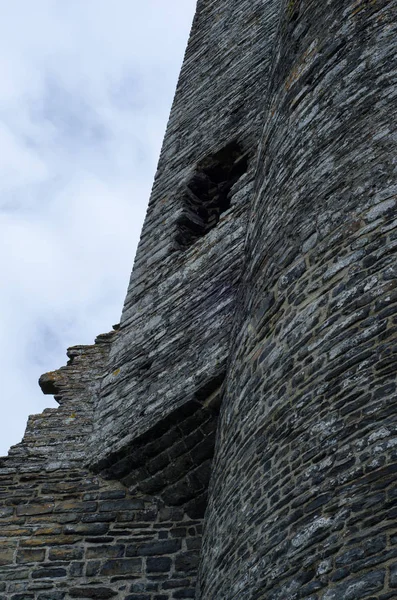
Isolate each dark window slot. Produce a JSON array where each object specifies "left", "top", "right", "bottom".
[{"left": 175, "top": 141, "right": 248, "bottom": 249}]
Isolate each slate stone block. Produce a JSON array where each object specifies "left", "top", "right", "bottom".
[
  {"left": 16, "top": 549, "right": 45, "bottom": 564},
  {"left": 127, "top": 539, "right": 180, "bottom": 557},
  {"left": 69, "top": 588, "right": 118, "bottom": 599},
  {"left": 173, "top": 590, "right": 196, "bottom": 599},
  {"left": 85, "top": 561, "right": 100, "bottom": 577},
  {"left": 99, "top": 500, "right": 144, "bottom": 512},
  {"left": 64, "top": 561, "right": 82, "bottom": 578},
  {"left": 100, "top": 558, "right": 142, "bottom": 576},
  {"left": 48, "top": 547, "right": 83, "bottom": 561},
  {"left": 99, "top": 490, "right": 126, "bottom": 500},
  {"left": 175, "top": 552, "right": 199, "bottom": 573},
  {"left": 64, "top": 523, "right": 108, "bottom": 536},
  {"left": 54, "top": 501, "right": 97, "bottom": 513},
  {"left": 32, "top": 567, "right": 67, "bottom": 579},
  {"left": 86, "top": 544, "right": 125, "bottom": 559},
  {"left": 390, "top": 562, "right": 397, "bottom": 588},
  {"left": 0, "top": 546, "right": 15, "bottom": 565},
  {"left": 0, "top": 507, "right": 14, "bottom": 518},
  {"left": 146, "top": 557, "right": 172, "bottom": 573},
  {"left": 322, "top": 570, "right": 385, "bottom": 599},
  {"left": 16, "top": 503, "right": 54, "bottom": 517},
  {"left": 162, "top": 579, "right": 191, "bottom": 590}
]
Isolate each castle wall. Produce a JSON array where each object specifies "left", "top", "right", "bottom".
[
  {"left": 90, "top": 0, "right": 280, "bottom": 473},
  {"left": 0, "top": 336, "right": 202, "bottom": 599},
  {"left": 1, "top": 2, "right": 282, "bottom": 596},
  {"left": 0, "top": 2, "right": 280, "bottom": 596},
  {"left": 3, "top": 1, "right": 397, "bottom": 598},
  {"left": 198, "top": 0, "right": 397, "bottom": 598}
]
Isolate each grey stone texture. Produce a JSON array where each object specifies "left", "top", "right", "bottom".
[
  {"left": 90, "top": 0, "right": 279, "bottom": 470},
  {"left": 0, "top": 334, "right": 202, "bottom": 599},
  {"left": 197, "top": 0, "right": 397, "bottom": 598},
  {"left": 2, "top": 0, "right": 397, "bottom": 598}
]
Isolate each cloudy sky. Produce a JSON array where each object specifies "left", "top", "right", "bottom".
[{"left": 0, "top": 1, "right": 196, "bottom": 456}]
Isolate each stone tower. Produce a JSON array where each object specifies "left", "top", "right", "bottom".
[{"left": 1, "top": 1, "right": 397, "bottom": 599}]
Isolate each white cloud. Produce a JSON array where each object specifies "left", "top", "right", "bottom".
[{"left": 0, "top": 0, "right": 196, "bottom": 455}]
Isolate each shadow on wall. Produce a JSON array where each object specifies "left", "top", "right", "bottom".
[{"left": 95, "top": 371, "right": 226, "bottom": 519}]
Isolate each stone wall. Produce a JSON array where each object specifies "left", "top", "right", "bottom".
[
  {"left": 0, "top": 335, "right": 202, "bottom": 599},
  {"left": 0, "top": 465, "right": 202, "bottom": 600},
  {"left": 90, "top": 0, "right": 280, "bottom": 473},
  {"left": 1, "top": 2, "right": 273, "bottom": 596},
  {"left": 3, "top": 1, "right": 397, "bottom": 598},
  {"left": 198, "top": 0, "right": 397, "bottom": 598}
]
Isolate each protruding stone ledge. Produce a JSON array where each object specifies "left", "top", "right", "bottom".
[
  {"left": 92, "top": 372, "right": 225, "bottom": 518},
  {"left": 38, "top": 331, "right": 116, "bottom": 404}
]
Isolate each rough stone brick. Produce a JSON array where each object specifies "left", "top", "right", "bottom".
[
  {"left": 127, "top": 539, "right": 180, "bottom": 557},
  {"left": 0, "top": 546, "right": 15, "bottom": 565},
  {"left": 64, "top": 523, "right": 108, "bottom": 536},
  {"left": 85, "top": 561, "right": 100, "bottom": 577},
  {"left": 175, "top": 552, "right": 199, "bottom": 573},
  {"left": 31, "top": 567, "right": 67, "bottom": 579},
  {"left": 54, "top": 500, "right": 97, "bottom": 513},
  {"left": 86, "top": 545, "right": 125, "bottom": 559},
  {"left": 69, "top": 588, "right": 118, "bottom": 599},
  {"left": 100, "top": 558, "right": 142, "bottom": 576},
  {"left": 16, "top": 503, "right": 54, "bottom": 516},
  {"left": 146, "top": 557, "right": 172, "bottom": 573},
  {"left": 16, "top": 549, "right": 45, "bottom": 564},
  {"left": 173, "top": 591, "right": 196, "bottom": 599},
  {"left": 390, "top": 563, "right": 397, "bottom": 588},
  {"left": 99, "top": 500, "right": 143, "bottom": 512},
  {"left": 48, "top": 546, "right": 84, "bottom": 561}
]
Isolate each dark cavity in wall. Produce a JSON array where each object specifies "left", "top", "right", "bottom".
[{"left": 175, "top": 141, "right": 248, "bottom": 249}]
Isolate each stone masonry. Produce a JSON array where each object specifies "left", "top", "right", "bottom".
[
  {"left": 1, "top": 0, "right": 397, "bottom": 599},
  {"left": 0, "top": 333, "right": 203, "bottom": 599},
  {"left": 198, "top": 0, "right": 397, "bottom": 598}
]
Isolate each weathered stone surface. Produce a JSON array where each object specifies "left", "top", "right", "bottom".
[
  {"left": 31, "top": 567, "right": 67, "bottom": 579},
  {"left": 146, "top": 557, "right": 172, "bottom": 573},
  {"left": 90, "top": 0, "right": 279, "bottom": 474},
  {"left": 0, "top": 546, "right": 15, "bottom": 566},
  {"left": 69, "top": 588, "right": 117, "bottom": 599},
  {"left": 197, "top": 0, "right": 397, "bottom": 598},
  {"left": 16, "top": 549, "right": 45, "bottom": 564},
  {"left": 99, "top": 558, "right": 142, "bottom": 576},
  {"left": 0, "top": 330, "right": 203, "bottom": 597},
  {"left": 2, "top": 0, "right": 397, "bottom": 599}
]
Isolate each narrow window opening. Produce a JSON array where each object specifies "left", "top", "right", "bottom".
[{"left": 175, "top": 141, "right": 248, "bottom": 249}]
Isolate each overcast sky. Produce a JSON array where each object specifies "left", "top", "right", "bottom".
[{"left": 0, "top": 1, "right": 196, "bottom": 456}]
